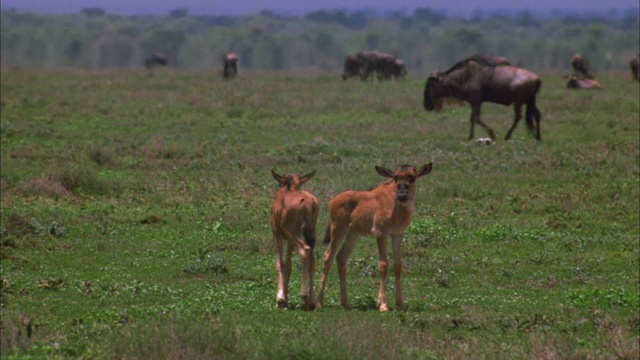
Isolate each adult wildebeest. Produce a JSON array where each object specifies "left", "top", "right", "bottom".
[
  {"left": 270, "top": 170, "right": 319, "bottom": 310},
  {"left": 571, "top": 53, "right": 595, "bottom": 79},
  {"left": 566, "top": 74, "right": 602, "bottom": 90},
  {"left": 223, "top": 53, "right": 239, "bottom": 79},
  {"left": 357, "top": 51, "right": 407, "bottom": 81},
  {"left": 630, "top": 55, "right": 639, "bottom": 81},
  {"left": 341, "top": 55, "right": 361, "bottom": 80},
  {"left": 423, "top": 57, "right": 542, "bottom": 141},
  {"left": 144, "top": 53, "right": 168, "bottom": 70},
  {"left": 316, "top": 163, "right": 433, "bottom": 311}
]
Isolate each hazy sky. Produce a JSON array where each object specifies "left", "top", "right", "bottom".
[{"left": 2, "top": 0, "right": 638, "bottom": 16}]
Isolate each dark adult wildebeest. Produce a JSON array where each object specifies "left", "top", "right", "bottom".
[
  {"left": 424, "top": 56, "right": 542, "bottom": 141},
  {"left": 223, "top": 53, "right": 238, "bottom": 79},
  {"left": 341, "top": 55, "right": 361, "bottom": 80},
  {"left": 567, "top": 74, "right": 602, "bottom": 90},
  {"left": 630, "top": 55, "right": 639, "bottom": 81},
  {"left": 357, "top": 51, "right": 407, "bottom": 81},
  {"left": 144, "top": 53, "right": 168, "bottom": 70},
  {"left": 571, "top": 53, "right": 595, "bottom": 79}
]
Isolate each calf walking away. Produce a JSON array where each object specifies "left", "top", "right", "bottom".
[
  {"left": 316, "top": 164, "right": 433, "bottom": 311},
  {"left": 270, "top": 170, "right": 319, "bottom": 310}
]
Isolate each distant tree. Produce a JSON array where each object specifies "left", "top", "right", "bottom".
[
  {"left": 515, "top": 11, "right": 538, "bottom": 27},
  {"left": 169, "top": 7, "right": 188, "bottom": 18},
  {"left": 413, "top": 8, "right": 445, "bottom": 25},
  {"left": 81, "top": 8, "right": 105, "bottom": 17},
  {"left": 365, "top": 32, "right": 381, "bottom": 50},
  {"left": 139, "top": 27, "right": 186, "bottom": 67}
]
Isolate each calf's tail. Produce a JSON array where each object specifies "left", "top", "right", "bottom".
[{"left": 322, "top": 221, "right": 331, "bottom": 245}]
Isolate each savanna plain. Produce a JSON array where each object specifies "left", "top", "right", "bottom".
[{"left": 0, "top": 68, "right": 638, "bottom": 359}]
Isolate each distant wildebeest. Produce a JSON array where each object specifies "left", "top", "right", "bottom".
[
  {"left": 571, "top": 53, "right": 595, "bottom": 79},
  {"left": 356, "top": 51, "right": 407, "bottom": 81},
  {"left": 341, "top": 55, "right": 361, "bottom": 80},
  {"left": 223, "top": 53, "right": 239, "bottom": 79},
  {"left": 316, "top": 163, "right": 433, "bottom": 311},
  {"left": 630, "top": 55, "right": 639, "bottom": 81},
  {"left": 566, "top": 74, "right": 602, "bottom": 90},
  {"left": 144, "top": 53, "right": 168, "bottom": 70},
  {"left": 424, "top": 56, "right": 542, "bottom": 141},
  {"left": 270, "top": 170, "right": 319, "bottom": 310}
]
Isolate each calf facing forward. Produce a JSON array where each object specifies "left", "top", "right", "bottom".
[
  {"left": 270, "top": 170, "right": 319, "bottom": 310},
  {"left": 316, "top": 164, "right": 433, "bottom": 311}
]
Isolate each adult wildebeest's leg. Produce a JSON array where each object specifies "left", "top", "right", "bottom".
[
  {"left": 469, "top": 104, "right": 496, "bottom": 140},
  {"left": 528, "top": 100, "right": 542, "bottom": 141},
  {"left": 505, "top": 104, "right": 523, "bottom": 140},
  {"left": 336, "top": 232, "right": 360, "bottom": 309},
  {"left": 391, "top": 234, "right": 405, "bottom": 310},
  {"left": 376, "top": 234, "right": 390, "bottom": 311}
]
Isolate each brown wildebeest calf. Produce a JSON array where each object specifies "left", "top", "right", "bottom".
[
  {"left": 270, "top": 170, "right": 319, "bottom": 310},
  {"left": 316, "top": 163, "right": 433, "bottom": 311},
  {"left": 630, "top": 55, "right": 639, "bottom": 81},
  {"left": 223, "top": 52, "right": 239, "bottom": 79},
  {"left": 566, "top": 74, "right": 602, "bottom": 90}
]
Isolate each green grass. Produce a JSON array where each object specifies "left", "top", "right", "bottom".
[{"left": 1, "top": 68, "right": 639, "bottom": 359}]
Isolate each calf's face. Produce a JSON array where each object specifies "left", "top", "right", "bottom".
[{"left": 375, "top": 164, "right": 433, "bottom": 203}]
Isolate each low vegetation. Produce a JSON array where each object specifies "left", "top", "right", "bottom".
[{"left": 1, "top": 68, "right": 638, "bottom": 359}]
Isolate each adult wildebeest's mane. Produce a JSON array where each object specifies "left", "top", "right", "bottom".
[{"left": 442, "top": 55, "right": 508, "bottom": 75}]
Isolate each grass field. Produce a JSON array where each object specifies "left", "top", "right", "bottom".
[{"left": 1, "top": 68, "right": 639, "bottom": 359}]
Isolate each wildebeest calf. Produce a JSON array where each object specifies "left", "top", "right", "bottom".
[{"left": 270, "top": 170, "right": 318, "bottom": 310}]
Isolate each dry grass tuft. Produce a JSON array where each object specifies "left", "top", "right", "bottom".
[{"left": 24, "top": 177, "right": 71, "bottom": 197}]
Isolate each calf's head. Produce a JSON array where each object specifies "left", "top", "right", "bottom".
[
  {"left": 271, "top": 170, "right": 316, "bottom": 191},
  {"left": 375, "top": 164, "right": 433, "bottom": 203}
]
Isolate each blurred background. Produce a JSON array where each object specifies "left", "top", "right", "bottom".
[{"left": 1, "top": 1, "right": 638, "bottom": 73}]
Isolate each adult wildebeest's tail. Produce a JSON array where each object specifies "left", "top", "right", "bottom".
[
  {"left": 525, "top": 79, "right": 542, "bottom": 139},
  {"left": 322, "top": 221, "right": 331, "bottom": 245}
]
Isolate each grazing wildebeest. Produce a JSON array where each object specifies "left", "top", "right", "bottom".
[
  {"left": 223, "top": 53, "right": 239, "bottom": 79},
  {"left": 630, "top": 55, "right": 639, "bottom": 81},
  {"left": 341, "top": 55, "right": 361, "bottom": 80},
  {"left": 566, "top": 74, "right": 602, "bottom": 90},
  {"left": 357, "top": 51, "right": 407, "bottom": 81},
  {"left": 270, "top": 170, "right": 319, "bottom": 310},
  {"left": 316, "top": 163, "right": 433, "bottom": 311},
  {"left": 144, "top": 53, "right": 168, "bottom": 70},
  {"left": 571, "top": 53, "right": 595, "bottom": 79},
  {"left": 423, "top": 57, "right": 542, "bottom": 141}
]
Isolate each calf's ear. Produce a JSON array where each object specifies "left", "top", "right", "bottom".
[
  {"left": 271, "top": 170, "right": 285, "bottom": 185},
  {"left": 375, "top": 166, "right": 395, "bottom": 178},
  {"left": 418, "top": 163, "right": 433, "bottom": 177},
  {"left": 299, "top": 170, "right": 316, "bottom": 185}
]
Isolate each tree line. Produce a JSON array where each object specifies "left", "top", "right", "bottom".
[{"left": 1, "top": 7, "right": 638, "bottom": 73}]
